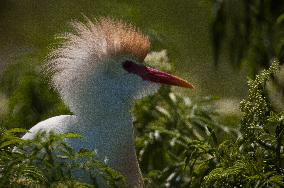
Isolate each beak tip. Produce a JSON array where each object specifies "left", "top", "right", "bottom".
[
  {"left": 179, "top": 80, "right": 194, "bottom": 89},
  {"left": 186, "top": 83, "right": 194, "bottom": 89}
]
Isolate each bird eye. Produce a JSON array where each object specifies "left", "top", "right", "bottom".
[{"left": 122, "top": 60, "right": 134, "bottom": 70}]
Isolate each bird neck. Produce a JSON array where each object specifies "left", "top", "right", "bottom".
[
  {"left": 76, "top": 93, "right": 132, "bottom": 123},
  {"left": 75, "top": 98, "right": 142, "bottom": 186},
  {"left": 77, "top": 102, "right": 135, "bottom": 155},
  {"left": 70, "top": 81, "right": 135, "bottom": 144}
]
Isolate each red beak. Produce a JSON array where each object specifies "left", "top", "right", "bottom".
[{"left": 123, "top": 61, "right": 194, "bottom": 89}]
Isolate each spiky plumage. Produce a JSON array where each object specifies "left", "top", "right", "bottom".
[{"left": 46, "top": 17, "right": 150, "bottom": 97}]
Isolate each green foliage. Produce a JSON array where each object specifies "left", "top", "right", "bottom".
[
  {"left": 202, "top": 60, "right": 284, "bottom": 188},
  {"left": 0, "top": 7, "right": 283, "bottom": 186},
  {"left": 0, "top": 51, "right": 70, "bottom": 129},
  {"left": 0, "top": 129, "right": 125, "bottom": 187},
  {"left": 1, "top": 54, "right": 283, "bottom": 187},
  {"left": 134, "top": 86, "right": 238, "bottom": 187},
  {"left": 0, "top": 61, "right": 283, "bottom": 187},
  {"left": 212, "top": 0, "right": 284, "bottom": 73},
  {"left": 240, "top": 60, "right": 280, "bottom": 142}
]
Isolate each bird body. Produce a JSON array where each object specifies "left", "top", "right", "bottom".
[
  {"left": 23, "top": 112, "right": 143, "bottom": 186},
  {"left": 22, "top": 17, "right": 193, "bottom": 187}
]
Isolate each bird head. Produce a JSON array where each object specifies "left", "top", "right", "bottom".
[{"left": 46, "top": 17, "right": 193, "bottom": 114}]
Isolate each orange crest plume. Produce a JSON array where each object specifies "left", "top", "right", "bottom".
[
  {"left": 96, "top": 17, "right": 150, "bottom": 61},
  {"left": 46, "top": 17, "right": 150, "bottom": 94}
]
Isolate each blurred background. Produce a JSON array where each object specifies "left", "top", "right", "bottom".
[
  {"left": 0, "top": 0, "right": 283, "bottom": 128},
  {"left": 0, "top": 1, "right": 251, "bottom": 93}
]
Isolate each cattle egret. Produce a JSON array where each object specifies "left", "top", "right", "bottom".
[{"left": 22, "top": 17, "right": 193, "bottom": 187}]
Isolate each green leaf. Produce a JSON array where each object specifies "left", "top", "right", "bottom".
[
  {"left": 277, "top": 14, "right": 284, "bottom": 25},
  {"left": 0, "top": 138, "right": 24, "bottom": 148}
]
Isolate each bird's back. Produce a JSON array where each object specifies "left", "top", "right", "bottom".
[
  {"left": 21, "top": 115, "right": 98, "bottom": 184},
  {"left": 22, "top": 115, "right": 77, "bottom": 140}
]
